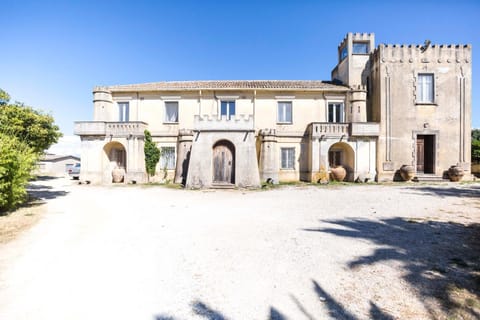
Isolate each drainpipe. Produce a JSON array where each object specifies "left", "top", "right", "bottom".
[{"left": 198, "top": 90, "right": 202, "bottom": 116}]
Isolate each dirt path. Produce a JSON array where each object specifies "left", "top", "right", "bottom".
[{"left": 0, "top": 179, "right": 479, "bottom": 319}]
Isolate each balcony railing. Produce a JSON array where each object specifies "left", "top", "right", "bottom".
[
  {"left": 310, "top": 122, "right": 379, "bottom": 138},
  {"left": 74, "top": 121, "right": 148, "bottom": 137}
]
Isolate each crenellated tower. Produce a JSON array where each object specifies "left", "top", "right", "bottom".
[{"left": 331, "top": 32, "right": 375, "bottom": 88}]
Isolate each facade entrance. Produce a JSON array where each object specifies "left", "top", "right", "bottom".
[
  {"left": 328, "top": 142, "right": 355, "bottom": 182},
  {"left": 416, "top": 135, "right": 435, "bottom": 173},
  {"left": 212, "top": 140, "right": 235, "bottom": 184},
  {"left": 103, "top": 142, "right": 127, "bottom": 183}
]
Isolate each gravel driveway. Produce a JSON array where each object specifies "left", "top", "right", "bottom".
[{"left": 0, "top": 178, "right": 479, "bottom": 320}]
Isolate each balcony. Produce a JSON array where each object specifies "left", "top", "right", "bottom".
[
  {"left": 310, "top": 122, "right": 379, "bottom": 139},
  {"left": 74, "top": 121, "right": 148, "bottom": 137}
]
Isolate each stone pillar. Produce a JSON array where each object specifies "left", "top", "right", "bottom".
[
  {"left": 174, "top": 129, "right": 194, "bottom": 184},
  {"left": 258, "top": 129, "right": 278, "bottom": 183},
  {"left": 125, "top": 136, "right": 147, "bottom": 183},
  {"left": 309, "top": 136, "right": 320, "bottom": 182},
  {"left": 349, "top": 85, "right": 367, "bottom": 122}
]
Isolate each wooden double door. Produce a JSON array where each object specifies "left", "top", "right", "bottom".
[
  {"left": 213, "top": 141, "right": 235, "bottom": 184},
  {"left": 416, "top": 135, "right": 435, "bottom": 173}
]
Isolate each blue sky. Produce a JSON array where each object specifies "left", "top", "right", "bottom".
[{"left": 1, "top": 0, "right": 479, "bottom": 138}]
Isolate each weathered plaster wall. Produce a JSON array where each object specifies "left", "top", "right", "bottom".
[{"left": 372, "top": 44, "right": 472, "bottom": 180}]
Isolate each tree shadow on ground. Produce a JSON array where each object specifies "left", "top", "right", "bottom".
[
  {"left": 32, "top": 175, "right": 60, "bottom": 181},
  {"left": 304, "top": 218, "right": 480, "bottom": 319},
  {"left": 26, "top": 183, "right": 68, "bottom": 201},
  {"left": 1, "top": 182, "right": 68, "bottom": 215},
  {"left": 155, "top": 300, "right": 229, "bottom": 320},
  {"left": 405, "top": 184, "right": 480, "bottom": 198},
  {"left": 153, "top": 279, "right": 397, "bottom": 320}
]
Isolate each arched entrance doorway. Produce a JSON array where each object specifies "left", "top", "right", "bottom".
[
  {"left": 212, "top": 140, "right": 235, "bottom": 184},
  {"left": 328, "top": 142, "right": 355, "bottom": 182},
  {"left": 103, "top": 142, "right": 127, "bottom": 183}
]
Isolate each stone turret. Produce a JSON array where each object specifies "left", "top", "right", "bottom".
[
  {"left": 93, "top": 86, "right": 113, "bottom": 121},
  {"left": 258, "top": 129, "right": 278, "bottom": 183},
  {"left": 332, "top": 33, "right": 375, "bottom": 88},
  {"left": 349, "top": 85, "right": 367, "bottom": 122},
  {"left": 174, "top": 129, "right": 194, "bottom": 184}
]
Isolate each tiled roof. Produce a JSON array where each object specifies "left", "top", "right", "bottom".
[
  {"left": 99, "top": 80, "right": 348, "bottom": 92},
  {"left": 40, "top": 154, "right": 80, "bottom": 162}
]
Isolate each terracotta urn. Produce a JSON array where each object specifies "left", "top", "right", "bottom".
[
  {"left": 448, "top": 165, "right": 464, "bottom": 182},
  {"left": 330, "top": 166, "right": 347, "bottom": 182},
  {"left": 400, "top": 165, "right": 415, "bottom": 181},
  {"left": 112, "top": 167, "right": 125, "bottom": 183}
]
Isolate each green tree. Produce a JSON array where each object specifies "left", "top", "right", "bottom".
[
  {"left": 0, "top": 89, "right": 62, "bottom": 212},
  {"left": 0, "top": 89, "right": 10, "bottom": 106},
  {"left": 144, "top": 130, "right": 160, "bottom": 180},
  {"left": 0, "top": 134, "right": 37, "bottom": 212},
  {"left": 0, "top": 102, "right": 62, "bottom": 155},
  {"left": 472, "top": 129, "right": 480, "bottom": 164},
  {"left": 472, "top": 129, "right": 480, "bottom": 141}
]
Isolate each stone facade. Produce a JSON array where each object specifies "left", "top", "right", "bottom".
[
  {"left": 74, "top": 33, "right": 472, "bottom": 187},
  {"left": 370, "top": 43, "right": 472, "bottom": 181}
]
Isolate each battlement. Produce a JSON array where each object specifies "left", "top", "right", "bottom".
[
  {"left": 178, "top": 129, "right": 194, "bottom": 136},
  {"left": 93, "top": 86, "right": 111, "bottom": 93},
  {"left": 338, "top": 32, "right": 375, "bottom": 49},
  {"left": 93, "top": 88, "right": 112, "bottom": 103},
  {"left": 194, "top": 114, "right": 254, "bottom": 131},
  {"left": 350, "top": 84, "right": 367, "bottom": 91},
  {"left": 373, "top": 43, "right": 471, "bottom": 64},
  {"left": 259, "top": 128, "right": 276, "bottom": 136}
]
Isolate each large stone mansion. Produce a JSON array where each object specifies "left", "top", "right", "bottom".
[{"left": 74, "top": 33, "right": 472, "bottom": 187}]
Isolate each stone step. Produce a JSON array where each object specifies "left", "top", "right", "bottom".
[
  {"left": 211, "top": 183, "right": 236, "bottom": 189},
  {"left": 414, "top": 174, "right": 448, "bottom": 182}
]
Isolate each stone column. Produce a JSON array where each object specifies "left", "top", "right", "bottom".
[
  {"left": 174, "top": 129, "right": 194, "bottom": 184},
  {"left": 258, "top": 129, "right": 278, "bottom": 183}
]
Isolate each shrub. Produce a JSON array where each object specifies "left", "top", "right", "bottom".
[
  {"left": 144, "top": 130, "right": 160, "bottom": 179},
  {"left": 0, "top": 134, "right": 37, "bottom": 212}
]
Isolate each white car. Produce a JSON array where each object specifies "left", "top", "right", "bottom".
[{"left": 68, "top": 163, "right": 80, "bottom": 179}]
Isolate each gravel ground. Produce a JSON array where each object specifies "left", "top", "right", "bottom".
[{"left": 0, "top": 178, "right": 479, "bottom": 320}]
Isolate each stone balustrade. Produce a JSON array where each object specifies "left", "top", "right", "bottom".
[
  {"left": 310, "top": 122, "right": 379, "bottom": 138},
  {"left": 311, "top": 123, "right": 350, "bottom": 138},
  {"left": 74, "top": 121, "right": 148, "bottom": 137}
]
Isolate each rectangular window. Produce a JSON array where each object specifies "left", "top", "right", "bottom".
[
  {"left": 220, "top": 101, "right": 236, "bottom": 119},
  {"left": 340, "top": 46, "right": 348, "bottom": 61},
  {"left": 165, "top": 101, "right": 179, "bottom": 123},
  {"left": 281, "top": 148, "right": 295, "bottom": 169},
  {"left": 352, "top": 42, "right": 369, "bottom": 54},
  {"left": 160, "top": 147, "right": 176, "bottom": 169},
  {"left": 277, "top": 101, "right": 292, "bottom": 124},
  {"left": 118, "top": 102, "right": 129, "bottom": 122},
  {"left": 417, "top": 74, "right": 434, "bottom": 103},
  {"left": 328, "top": 103, "right": 344, "bottom": 123}
]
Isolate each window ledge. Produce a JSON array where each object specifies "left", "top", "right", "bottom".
[
  {"left": 163, "top": 122, "right": 179, "bottom": 124},
  {"left": 277, "top": 122, "right": 293, "bottom": 125},
  {"left": 280, "top": 168, "right": 295, "bottom": 171},
  {"left": 415, "top": 102, "right": 437, "bottom": 106}
]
